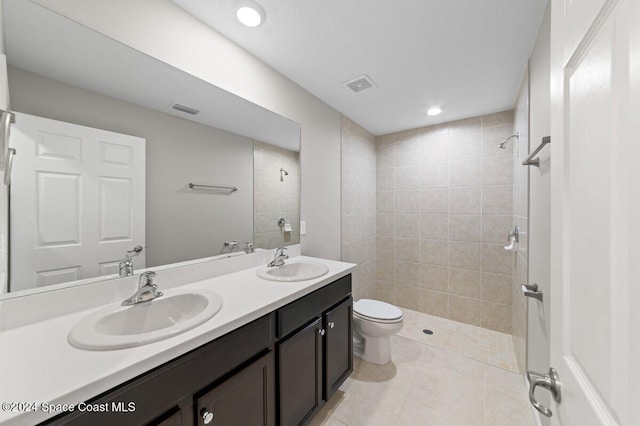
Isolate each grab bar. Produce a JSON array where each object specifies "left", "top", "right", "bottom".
[
  {"left": 522, "top": 136, "right": 550, "bottom": 167},
  {"left": 189, "top": 183, "right": 238, "bottom": 192},
  {"left": 3, "top": 148, "right": 15, "bottom": 185}
]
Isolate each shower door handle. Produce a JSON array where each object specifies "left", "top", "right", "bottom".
[{"left": 527, "top": 368, "right": 561, "bottom": 417}]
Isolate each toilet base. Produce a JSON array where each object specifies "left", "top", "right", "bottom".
[{"left": 353, "top": 334, "right": 392, "bottom": 365}]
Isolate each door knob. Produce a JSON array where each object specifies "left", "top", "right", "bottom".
[
  {"left": 328, "top": 321, "right": 335, "bottom": 329},
  {"left": 318, "top": 328, "right": 326, "bottom": 336},
  {"left": 527, "top": 368, "right": 561, "bottom": 417},
  {"left": 201, "top": 408, "right": 214, "bottom": 424}
]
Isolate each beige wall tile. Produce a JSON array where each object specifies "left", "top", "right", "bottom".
[
  {"left": 419, "top": 214, "right": 448, "bottom": 240},
  {"left": 420, "top": 133, "right": 449, "bottom": 164},
  {"left": 377, "top": 190, "right": 394, "bottom": 214},
  {"left": 396, "top": 286, "right": 421, "bottom": 311},
  {"left": 395, "top": 165, "right": 420, "bottom": 190},
  {"left": 376, "top": 258, "right": 395, "bottom": 282},
  {"left": 481, "top": 272, "right": 512, "bottom": 305},
  {"left": 419, "top": 239, "right": 448, "bottom": 266},
  {"left": 377, "top": 143, "right": 395, "bottom": 168},
  {"left": 371, "top": 281, "right": 395, "bottom": 304},
  {"left": 395, "top": 131, "right": 421, "bottom": 166},
  {"left": 482, "top": 243, "right": 513, "bottom": 274},
  {"left": 449, "top": 127, "right": 481, "bottom": 160},
  {"left": 395, "top": 238, "right": 420, "bottom": 262},
  {"left": 419, "top": 289, "right": 449, "bottom": 317},
  {"left": 482, "top": 215, "right": 513, "bottom": 243},
  {"left": 376, "top": 167, "right": 394, "bottom": 191},
  {"left": 482, "top": 302, "right": 512, "bottom": 333},
  {"left": 449, "top": 295, "right": 483, "bottom": 326},
  {"left": 395, "top": 214, "right": 419, "bottom": 238},
  {"left": 449, "top": 242, "right": 481, "bottom": 271},
  {"left": 395, "top": 261, "right": 420, "bottom": 286},
  {"left": 419, "top": 264, "right": 449, "bottom": 292},
  {"left": 449, "top": 267, "right": 482, "bottom": 299},
  {"left": 449, "top": 186, "right": 481, "bottom": 214},
  {"left": 482, "top": 185, "right": 513, "bottom": 215},
  {"left": 449, "top": 214, "right": 481, "bottom": 242},
  {"left": 449, "top": 158, "right": 481, "bottom": 187},
  {"left": 419, "top": 188, "right": 448, "bottom": 214},
  {"left": 376, "top": 214, "right": 394, "bottom": 236},
  {"left": 419, "top": 162, "right": 448, "bottom": 188},
  {"left": 395, "top": 190, "right": 420, "bottom": 213},
  {"left": 483, "top": 155, "right": 513, "bottom": 185},
  {"left": 376, "top": 236, "right": 395, "bottom": 259}
]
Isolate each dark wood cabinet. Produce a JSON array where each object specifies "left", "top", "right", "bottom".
[
  {"left": 278, "top": 318, "right": 323, "bottom": 426},
  {"left": 277, "top": 274, "right": 353, "bottom": 426},
  {"left": 195, "top": 351, "right": 275, "bottom": 426},
  {"left": 323, "top": 297, "right": 353, "bottom": 400}
]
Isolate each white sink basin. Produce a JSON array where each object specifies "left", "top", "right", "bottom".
[
  {"left": 68, "top": 289, "right": 223, "bottom": 350},
  {"left": 257, "top": 261, "right": 329, "bottom": 282}
]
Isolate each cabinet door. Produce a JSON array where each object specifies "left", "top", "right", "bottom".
[
  {"left": 278, "top": 318, "right": 323, "bottom": 426},
  {"left": 195, "top": 351, "right": 275, "bottom": 426},
  {"left": 324, "top": 297, "right": 353, "bottom": 400}
]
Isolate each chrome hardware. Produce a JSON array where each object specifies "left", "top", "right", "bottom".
[
  {"left": 189, "top": 182, "right": 238, "bottom": 192},
  {"left": 119, "top": 245, "right": 143, "bottom": 277},
  {"left": 527, "top": 368, "right": 561, "bottom": 417},
  {"left": 319, "top": 329, "right": 326, "bottom": 336},
  {"left": 122, "top": 271, "right": 163, "bottom": 306},
  {"left": 201, "top": 409, "right": 214, "bottom": 424},
  {"left": 521, "top": 283, "right": 543, "bottom": 302},
  {"left": 224, "top": 240, "right": 239, "bottom": 247},
  {"left": 523, "top": 136, "right": 551, "bottom": 167},
  {"left": 267, "top": 247, "right": 289, "bottom": 267},
  {"left": 243, "top": 242, "right": 255, "bottom": 253},
  {"left": 328, "top": 322, "right": 335, "bottom": 329},
  {"left": 277, "top": 217, "right": 286, "bottom": 228},
  {"left": 498, "top": 132, "right": 519, "bottom": 149},
  {"left": 3, "top": 147, "right": 15, "bottom": 185},
  {"left": 508, "top": 225, "right": 520, "bottom": 243}
]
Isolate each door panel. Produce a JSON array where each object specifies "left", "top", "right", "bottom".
[
  {"left": 550, "top": 0, "right": 639, "bottom": 423},
  {"left": 9, "top": 112, "right": 145, "bottom": 291}
]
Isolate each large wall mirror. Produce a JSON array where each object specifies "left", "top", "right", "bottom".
[{"left": 1, "top": 0, "right": 301, "bottom": 297}]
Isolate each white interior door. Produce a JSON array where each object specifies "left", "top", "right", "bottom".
[
  {"left": 550, "top": 0, "right": 640, "bottom": 424},
  {"left": 9, "top": 113, "right": 145, "bottom": 291}
]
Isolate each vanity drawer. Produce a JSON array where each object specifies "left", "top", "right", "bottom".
[{"left": 276, "top": 274, "right": 351, "bottom": 338}]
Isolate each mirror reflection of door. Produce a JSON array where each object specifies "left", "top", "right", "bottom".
[{"left": 9, "top": 112, "right": 145, "bottom": 292}]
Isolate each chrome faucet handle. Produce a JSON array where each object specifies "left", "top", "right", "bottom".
[
  {"left": 243, "top": 242, "right": 255, "bottom": 253},
  {"left": 138, "top": 271, "right": 157, "bottom": 287}
]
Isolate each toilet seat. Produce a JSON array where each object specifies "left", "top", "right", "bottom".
[{"left": 353, "top": 299, "right": 403, "bottom": 323}]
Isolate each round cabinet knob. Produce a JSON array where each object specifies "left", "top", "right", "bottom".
[
  {"left": 328, "top": 322, "right": 335, "bottom": 329},
  {"left": 202, "top": 410, "right": 214, "bottom": 424},
  {"left": 319, "top": 328, "right": 326, "bottom": 336}
]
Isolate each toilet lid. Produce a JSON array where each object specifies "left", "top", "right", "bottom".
[{"left": 353, "top": 299, "right": 403, "bottom": 321}]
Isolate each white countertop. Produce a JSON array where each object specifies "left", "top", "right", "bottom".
[{"left": 0, "top": 255, "right": 355, "bottom": 425}]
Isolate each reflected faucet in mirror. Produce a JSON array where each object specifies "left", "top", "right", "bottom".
[{"left": 119, "top": 246, "right": 144, "bottom": 278}]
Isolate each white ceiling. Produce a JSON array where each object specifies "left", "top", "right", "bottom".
[
  {"left": 173, "top": 0, "right": 547, "bottom": 135},
  {"left": 4, "top": 0, "right": 301, "bottom": 151}
]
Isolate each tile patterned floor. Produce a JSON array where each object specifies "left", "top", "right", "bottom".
[{"left": 310, "top": 309, "right": 534, "bottom": 426}]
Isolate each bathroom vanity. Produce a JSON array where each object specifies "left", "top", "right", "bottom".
[{"left": 0, "top": 254, "right": 354, "bottom": 426}]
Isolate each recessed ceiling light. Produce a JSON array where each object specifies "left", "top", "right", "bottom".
[
  {"left": 235, "top": 0, "right": 265, "bottom": 27},
  {"left": 427, "top": 107, "right": 442, "bottom": 116}
]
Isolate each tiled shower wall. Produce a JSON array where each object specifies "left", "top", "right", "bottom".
[
  {"left": 253, "top": 141, "right": 300, "bottom": 249},
  {"left": 340, "top": 117, "right": 377, "bottom": 300},
  {"left": 375, "top": 111, "right": 515, "bottom": 333},
  {"left": 512, "top": 74, "right": 530, "bottom": 374}
]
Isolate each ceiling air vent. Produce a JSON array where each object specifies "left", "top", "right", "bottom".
[
  {"left": 172, "top": 103, "right": 200, "bottom": 115},
  {"left": 343, "top": 74, "right": 375, "bottom": 93}
]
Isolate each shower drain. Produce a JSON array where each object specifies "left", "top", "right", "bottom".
[{"left": 422, "top": 329, "right": 434, "bottom": 335}]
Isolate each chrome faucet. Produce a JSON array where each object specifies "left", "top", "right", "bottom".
[
  {"left": 268, "top": 247, "right": 288, "bottom": 267},
  {"left": 122, "top": 271, "right": 163, "bottom": 306},
  {"left": 119, "top": 245, "right": 143, "bottom": 277},
  {"left": 243, "top": 242, "right": 255, "bottom": 253}
]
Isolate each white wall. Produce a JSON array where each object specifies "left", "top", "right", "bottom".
[
  {"left": 31, "top": 0, "right": 342, "bottom": 261},
  {"left": 8, "top": 67, "right": 255, "bottom": 268},
  {"left": 526, "top": 4, "right": 551, "bottom": 425}
]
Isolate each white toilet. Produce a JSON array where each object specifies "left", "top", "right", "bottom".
[{"left": 352, "top": 299, "right": 404, "bottom": 365}]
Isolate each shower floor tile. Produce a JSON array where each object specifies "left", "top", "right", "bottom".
[
  {"left": 397, "top": 308, "right": 519, "bottom": 373},
  {"left": 310, "top": 311, "right": 533, "bottom": 426}
]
